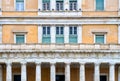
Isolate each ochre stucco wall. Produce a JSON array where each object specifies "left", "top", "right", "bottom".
[
  {"left": 82, "top": 25, "right": 118, "bottom": 44},
  {"left": 82, "top": 0, "right": 118, "bottom": 16},
  {"left": 2, "top": 25, "right": 38, "bottom": 43}
]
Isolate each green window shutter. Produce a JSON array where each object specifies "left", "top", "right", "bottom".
[
  {"left": 42, "top": 0, "right": 50, "bottom": 3},
  {"left": 69, "top": 35, "right": 77, "bottom": 43},
  {"left": 56, "top": 36, "right": 64, "bottom": 44},
  {"left": 95, "top": 35, "right": 104, "bottom": 44},
  {"left": 69, "top": 0, "right": 77, "bottom": 1},
  {"left": 42, "top": 36, "right": 51, "bottom": 44},
  {"left": 16, "top": 0, "right": 24, "bottom": 2},
  {"left": 16, "top": 35, "right": 25, "bottom": 44},
  {"left": 96, "top": 0, "right": 104, "bottom": 11}
]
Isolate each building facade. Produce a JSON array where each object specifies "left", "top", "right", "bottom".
[{"left": 0, "top": 0, "right": 120, "bottom": 81}]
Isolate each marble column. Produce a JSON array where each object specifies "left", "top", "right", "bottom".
[
  {"left": 65, "top": 62, "right": 70, "bottom": 81},
  {"left": 38, "top": 0, "right": 42, "bottom": 11},
  {"left": 36, "top": 62, "right": 41, "bottom": 81},
  {"left": 0, "top": 65, "right": 2, "bottom": 81},
  {"left": 109, "top": 63, "right": 115, "bottom": 81},
  {"left": 6, "top": 62, "right": 12, "bottom": 81},
  {"left": 94, "top": 63, "right": 100, "bottom": 81},
  {"left": 50, "top": 62, "right": 56, "bottom": 81},
  {"left": 21, "top": 62, "right": 27, "bottom": 81},
  {"left": 80, "top": 63, "right": 85, "bottom": 81},
  {"left": 0, "top": 25, "right": 2, "bottom": 43},
  {"left": 118, "top": 66, "right": 120, "bottom": 81}
]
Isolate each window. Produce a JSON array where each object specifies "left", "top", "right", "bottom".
[
  {"left": 42, "top": 0, "right": 50, "bottom": 10},
  {"left": 16, "top": 0, "right": 24, "bottom": 11},
  {"left": 42, "top": 26, "right": 51, "bottom": 44},
  {"left": 56, "top": 26, "right": 64, "bottom": 44},
  {"left": 95, "top": 35, "right": 105, "bottom": 44},
  {"left": 15, "top": 34, "right": 25, "bottom": 44},
  {"left": 56, "top": 75, "right": 65, "bottom": 81},
  {"left": 56, "top": 0, "right": 64, "bottom": 11},
  {"left": 69, "top": 26, "right": 77, "bottom": 43},
  {"left": 69, "top": 0, "right": 77, "bottom": 11},
  {"left": 100, "top": 75, "right": 107, "bottom": 81},
  {"left": 14, "top": 75, "right": 21, "bottom": 81},
  {"left": 96, "top": 0, "right": 104, "bottom": 11}
]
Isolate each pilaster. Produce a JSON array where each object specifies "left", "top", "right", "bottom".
[
  {"left": 64, "top": 25, "right": 69, "bottom": 43},
  {"left": 51, "top": 0, "right": 56, "bottom": 10},
  {"left": 51, "top": 25, "right": 56, "bottom": 43},
  {"left": 38, "top": 25, "right": 42, "bottom": 43},
  {"left": 118, "top": 66, "right": 120, "bottom": 81},
  {"left": 0, "top": 0, "right": 2, "bottom": 15},
  {"left": 119, "top": 0, "right": 120, "bottom": 15},
  {"left": 64, "top": 0, "right": 69, "bottom": 11},
  {"left": 118, "top": 25, "right": 120, "bottom": 43},
  {"left": 78, "top": 25, "right": 82, "bottom": 43}
]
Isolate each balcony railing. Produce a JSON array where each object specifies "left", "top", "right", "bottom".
[{"left": 0, "top": 44, "right": 119, "bottom": 50}]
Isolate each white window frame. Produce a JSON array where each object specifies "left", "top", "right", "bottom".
[
  {"left": 42, "top": 26, "right": 51, "bottom": 35},
  {"left": 94, "top": 0, "right": 106, "bottom": 11},
  {"left": 100, "top": 73, "right": 108, "bottom": 81},
  {"left": 69, "top": 1, "right": 77, "bottom": 11},
  {"left": 93, "top": 33, "right": 107, "bottom": 44},
  {"left": 56, "top": 26, "right": 64, "bottom": 35},
  {"left": 69, "top": 26, "right": 77, "bottom": 35},
  {"left": 14, "top": 33, "right": 26, "bottom": 44},
  {"left": 12, "top": 73, "right": 21, "bottom": 81},
  {"left": 14, "top": 0, "right": 26, "bottom": 11},
  {"left": 42, "top": 2, "right": 50, "bottom": 11},
  {"left": 56, "top": 1, "right": 64, "bottom": 11}
]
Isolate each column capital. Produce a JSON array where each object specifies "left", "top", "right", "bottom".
[
  {"left": 35, "top": 62, "right": 41, "bottom": 65},
  {"left": 109, "top": 62, "right": 116, "bottom": 66},
  {"left": 65, "top": 62, "right": 71, "bottom": 65},
  {"left": 21, "top": 62, "right": 27, "bottom": 65},
  {"left": 6, "top": 62, "right": 12, "bottom": 66},
  {"left": 50, "top": 62, "right": 56, "bottom": 65},
  {"left": 79, "top": 62, "right": 86, "bottom": 65},
  {"left": 94, "top": 62, "right": 101, "bottom": 66}
]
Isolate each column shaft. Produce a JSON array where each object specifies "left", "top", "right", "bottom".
[
  {"left": 21, "top": 62, "right": 27, "bottom": 81},
  {"left": 94, "top": 63, "right": 100, "bottom": 81},
  {"left": 6, "top": 63, "right": 12, "bottom": 81},
  {"left": 51, "top": 26, "right": 56, "bottom": 43},
  {"left": 118, "top": 25, "right": 120, "bottom": 43},
  {"left": 118, "top": 66, "right": 120, "bottom": 81},
  {"left": 0, "top": 65, "right": 2, "bottom": 81},
  {"left": 109, "top": 63, "right": 115, "bottom": 81},
  {"left": 36, "top": 63, "right": 41, "bottom": 81},
  {"left": 38, "top": 0, "right": 42, "bottom": 10},
  {"left": 80, "top": 63, "right": 85, "bottom": 81},
  {"left": 65, "top": 63, "right": 70, "bottom": 81},
  {"left": 50, "top": 63, "right": 56, "bottom": 81}
]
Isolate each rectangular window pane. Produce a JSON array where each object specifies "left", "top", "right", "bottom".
[
  {"left": 56, "top": 1, "right": 63, "bottom": 11},
  {"left": 95, "top": 35, "right": 104, "bottom": 44},
  {"left": 56, "top": 27, "right": 59, "bottom": 34},
  {"left": 47, "top": 27, "right": 50, "bottom": 34},
  {"left": 69, "top": 35, "right": 77, "bottom": 43},
  {"left": 43, "top": 27, "right": 46, "bottom": 35},
  {"left": 56, "top": 37, "right": 64, "bottom": 44},
  {"left": 100, "top": 75, "right": 107, "bottom": 81},
  {"left": 42, "top": 0, "right": 50, "bottom": 10},
  {"left": 16, "top": 35, "right": 25, "bottom": 44},
  {"left": 42, "top": 37, "right": 51, "bottom": 44},
  {"left": 16, "top": 0, "right": 24, "bottom": 11},
  {"left": 60, "top": 27, "right": 64, "bottom": 35},
  {"left": 70, "top": 1, "right": 77, "bottom": 10},
  {"left": 96, "top": 0, "right": 104, "bottom": 11}
]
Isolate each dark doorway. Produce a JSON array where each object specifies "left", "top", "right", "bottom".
[
  {"left": 56, "top": 75, "right": 65, "bottom": 81},
  {"left": 100, "top": 75, "right": 107, "bottom": 81},
  {"left": 14, "top": 75, "right": 21, "bottom": 81}
]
